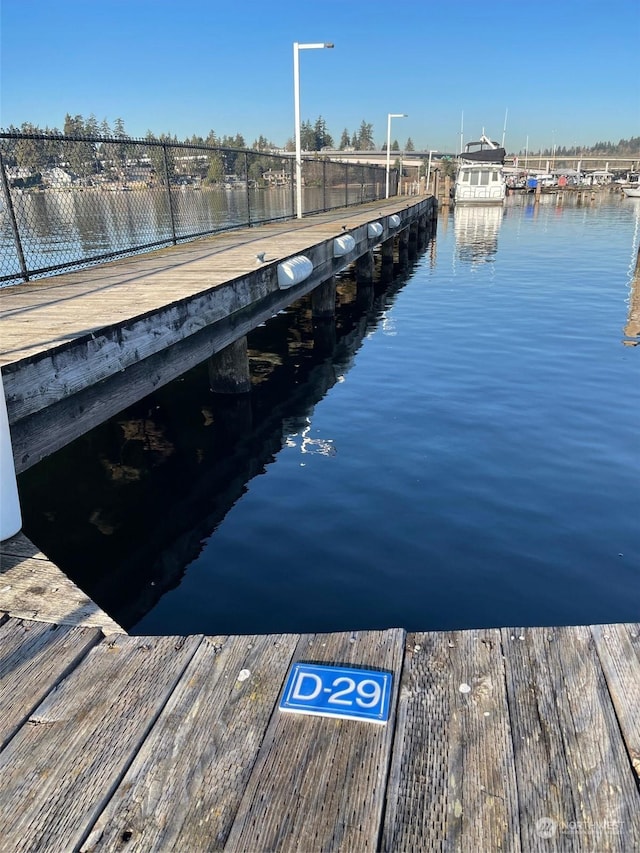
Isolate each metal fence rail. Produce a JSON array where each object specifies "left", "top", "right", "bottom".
[{"left": 0, "top": 132, "right": 396, "bottom": 285}]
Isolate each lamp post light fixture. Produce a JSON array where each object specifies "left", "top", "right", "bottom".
[
  {"left": 385, "top": 113, "right": 407, "bottom": 199},
  {"left": 426, "top": 150, "right": 437, "bottom": 195},
  {"left": 293, "top": 41, "right": 334, "bottom": 219}
]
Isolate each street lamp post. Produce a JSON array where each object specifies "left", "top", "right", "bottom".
[
  {"left": 426, "top": 150, "right": 437, "bottom": 195},
  {"left": 293, "top": 41, "right": 334, "bottom": 219},
  {"left": 385, "top": 113, "right": 407, "bottom": 198}
]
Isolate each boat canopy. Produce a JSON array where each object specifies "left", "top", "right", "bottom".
[{"left": 460, "top": 133, "right": 505, "bottom": 165}]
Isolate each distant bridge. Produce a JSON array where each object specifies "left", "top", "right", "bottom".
[{"left": 312, "top": 149, "right": 640, "bottom": 174}]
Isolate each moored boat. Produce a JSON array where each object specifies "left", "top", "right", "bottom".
[{"left": 453, "top": 133, "right": 506, "bottom": 206}]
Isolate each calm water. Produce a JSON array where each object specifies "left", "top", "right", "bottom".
[{"left": 19, "top": 192, "right": 640, "bottom": 635}]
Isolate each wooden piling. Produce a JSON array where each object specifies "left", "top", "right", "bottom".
[
  {"left": 356, "top": 250, "right": 374, "bottom": 286},
  {"left": 398, "top": 229, "right": 410, "bottom": 267},
  {"left": 208, "top": 337, "right": 251, "bottom": 395},
  {"left": 311, "top": 276, "right": 336, "bottom": 319}
]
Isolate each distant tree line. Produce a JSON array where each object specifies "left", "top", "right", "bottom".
[
  {"left": 2, "top": 115, "right": 637, "bottom": 180},
  {"left": 1, "top": 114, "right": 420, "bottom": 155},
  {"left": 518, "top": 136, "right": 640, "bottom": 157},
  {"left": 0, "top": 114, "right": 295, "bottom": 188}
]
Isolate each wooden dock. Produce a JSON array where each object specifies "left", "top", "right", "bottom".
[
  {"left": 0, "top": 196, "right": 434, "bottom": 475},
  {"left": 1, "top": 533, "right": 640, "bottom": 851},
  {"left": 2, "top": 197, "right": 640, "bottom": 850}
]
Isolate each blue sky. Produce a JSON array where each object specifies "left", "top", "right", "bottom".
[{"left": 1, "top": 0, "right": 638, "bottom": 154}]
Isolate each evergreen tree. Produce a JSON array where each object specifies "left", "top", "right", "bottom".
[
  {"left": 145, "top": 131, "right": 176, "bottom": 185},
  {"left": 300, "top": 120, "right": 315, "bottom": 151},
  {"left": 63, "top": 113, "right": 97, "bottom": 179},
  {"left": 391, "top": 139, "right": 399, "bottom": 152},
  {"left": 357, "top": 120, "right": 374, "bottom": 150},
  {"left": 339, "top": 128, "right": 350, "bottom": 149},
  {"left": 84, "top": 114, "right": 100, "bottom": 137},
  {"left": 405, "top": 137, "right": 415, "bottom": 151},
  {"left": 14, "top": 122, "right": 46, "bottom": 175},
  {"left": 313, "top": 116, "right": 333, "bottom": 150},
  {"left": 113, "top": 117, "right": 128, "bottom": 138}
]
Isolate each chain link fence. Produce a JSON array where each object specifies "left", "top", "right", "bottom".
[{"left": 0, "top": 132, "right": 396, "bottom": 285}]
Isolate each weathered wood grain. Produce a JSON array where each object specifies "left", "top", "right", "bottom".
[
  {"left": 0, "top": 617, "right": 101, "bottom": 749},
  {"left": 0, "top": 534, "right": 125, "bottom": 633},
  {"left": 0, "top": 634, "right": 202, "bottom": 852},
  {"left": 515, "top": 625, "right": 640, "bottom": 851},
  {"left": 500, "top": 628, "right": 580, "bottom": 851},
  {"left": 224, "top": 628, "right": 404, "bottom": 853},
  {"left": 81, "top": 633, "right": 298, "bottom": 852},
  {"left": 592, "top": 623, "right": 640, "bottom": 781},
  {"left": 382, "top": 628, "right": 519, "bottom": 853},
  {"left": 0, "top": 531, "right": 40, "bottom": 561}
]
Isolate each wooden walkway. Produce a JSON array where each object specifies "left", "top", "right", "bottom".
[
  {"left": 1, "top": 535, "right": 640, "bottom": 851},
  {"left": 0, "top": 196, "right": 433, "bottom": 473}
]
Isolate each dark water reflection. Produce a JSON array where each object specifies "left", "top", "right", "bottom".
[
  {"left": 18, "top": 192, "right": 640, "bottom": 635},
  {"left": 19, "top": 255, "right": 420, "bottom": 630}
]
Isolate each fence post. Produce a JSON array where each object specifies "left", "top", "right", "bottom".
[
  {"left": 0, "top": 371, "right": 22, "bottom": 541},
  {"left": 290, "top": 157, "right": 295, "bottom": 218},
  {"left": 162, "top": 143, "right": 177, "bottom": 244},
  {"left": 345, "top": 163, "right": 349, "bottom": 207},
  {"left": 323, "top": 160, "right": 327, "bottom": 212},
  {"left": 0, "top": 150, "right": 29, "bottom": 283},
  {"left": 246, "top": 152, "right": 251, "bottom": 225}
]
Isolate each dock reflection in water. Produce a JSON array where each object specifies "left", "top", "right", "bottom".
[
  {"left": 17, "top": 259, "right": 421, "bottom": 631},
  {"left": 624, "top": 198, "right": 640, "bottom": 345}
]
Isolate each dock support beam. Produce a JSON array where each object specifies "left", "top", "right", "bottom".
[
  {"left": 208, "top": 336, "right": 251, "bottom": 395},
  {"left": 380, "top": 237, "right": 394, "bottom": 283},
  {"left": 311, "top": 276, "right": 336, "bottom": 319},
  {"left": 356, "top": 250, "right": 374, "bottom": 286},
  {"left": 398, "top": 229, "right": 409, "bottom": 267},
  {"left": 409, "top": 222, "right": 419, "bottom": 258},
  {"left": 417, "top": 215, "right": 427, "bottom": 246}
]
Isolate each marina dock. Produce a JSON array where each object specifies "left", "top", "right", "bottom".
[
  {"left": 0, "top": 196, "right": 433, "bottom": 474},
  {"left": 2, "top": 198, "right": 640, "bottom": 850},
  {"left": 1, "top": 532, "right": 639, "bottom": 851}
]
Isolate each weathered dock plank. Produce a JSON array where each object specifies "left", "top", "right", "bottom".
[
  {"left": 503, "top": 626, "right": 640, "bottom": 851},
  {"left": 591, "top": 623, "right": 640, "bottom": 780},
  {"left": 225, "top": 629, "right": 404, "bottom": 853},
  {"left": 0, "top": 617, "right": 101, "bottom": 750},
  {"left": 0, "top": 532, "right": 125, "bottom": 633},
  {"left": 382, "top": 628, "right": 519, "bottom": 853},
  {"left": 82, "top": 633, "right": 299, "bottom": 852},
  {"left": 0, "top": 617, "right": 639, "bottom": 851},
  {"left": 500, "top": 627, "right": 579, "bottom": 850},
  {"left": 0, "top": 634, "right": 202, "bottom": 853}
]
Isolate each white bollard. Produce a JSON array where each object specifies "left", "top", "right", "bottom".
[{"left": 0, "top": 371, "right": 22, "bottom": 541}]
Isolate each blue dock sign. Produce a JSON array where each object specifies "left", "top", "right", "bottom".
[{"left": 279, "top": 663, "right": 392, "bottom": 724}]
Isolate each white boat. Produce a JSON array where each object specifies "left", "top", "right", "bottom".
[
  {"left": 622, "top": 186, "right": 640, "bottom": 198},
  {"left": 453, "top": 133, "right": 506, "bottom": 205}
]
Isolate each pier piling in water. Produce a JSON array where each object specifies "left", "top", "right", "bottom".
[
  {"left": 208, "top": 337, "right": 251, "bottom": 395},
  {"left": 311, "top": 276, "right": 336, "bottom": 319}
]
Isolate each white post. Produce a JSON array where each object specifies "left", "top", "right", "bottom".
[
  {"left": 293, "top": 42, "right": 333, "bottom": 219},
  {"left": 0, "top": 371, "right": 21, "bottom": 541},
  {"left": 385, "top": 113, "right": 407, "bottom": 199},
  {"left": 426, "top": 150, "right": 437, "bottom": 195}
]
